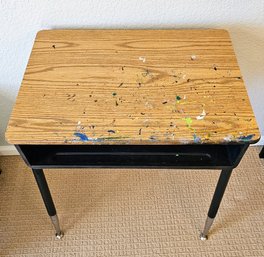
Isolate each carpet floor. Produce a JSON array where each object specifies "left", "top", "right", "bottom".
[{"left": 1, "top": 147, "right": 264, "bottom": 256}]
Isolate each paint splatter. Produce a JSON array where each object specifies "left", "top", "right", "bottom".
[
  {"left": 142, "top": 70, "right": 150, "bottom": 77},
  {"left": 170, "top": 122, "right": 174, "bottom": 127},
  {"left": 145, "top": 102, "right": 153, "bottom": 109},
  {"left": 196, "top": 110, "right": 206, "bottom": 120},
  {"left": 76, "top": 121, "right": 82, "bottom": 130},
  {"left": 74, "top": 132, "right": 89, "bottom": 142},
  {"left": 143, "top": 119, "right": 150, "bottom": 126},
  {"left": 244, "top": 118, "right": 252, "bottom": 122},
  {"left": 193, "top": 134, "right": 201, "bottom": 143},
  {"left": 191, "top": 55, "right": 196, "bottom": 60},
  {"left": 183, "top": 117, "right": 193, "bottom": 128},
  {"left": 176, "top": 95, "right": 182, "bottom": 104},
  {"left": 149, "top": 135, "right": 157, "bottom": 141},
  {"left": 139, "top": 56, "right": 146, "bottom": 63},
  {"left": 118, "top": 83, "right": 124, "bottom": 87},
  {"left": 67, "top": 93, "right": 76, "bottom": 101},
  {"left": 176, "top": 96, "right": 181, "bottom": 101},
  {"left": 178, "top": 109, "right": 185, "bottom": 114},
  {"left": 73, "top": 133, "right": 130, "bottom": 142},
  {"left": 107, "top": 130, "right": 116, "bottom": 134},
  {"left": 204, "top": 133, "right": 211, "bottom": 140},
  {"left": 112, "top": 92, "right": 117, "bottom": 96},
  {"left": 223, "top": 135, "right": 234, "bottom": 142},
  {"left": 237, "top": 134, "right": 255, "bottom": 142}
]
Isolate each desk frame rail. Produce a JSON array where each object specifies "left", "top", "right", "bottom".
[{"left": 16, "top": 143, "right": 249, "bottom": 240}]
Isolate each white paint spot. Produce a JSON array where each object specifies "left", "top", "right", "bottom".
[
  {"left": 145, "top": 101, "right": 153, "bottom": 109},
  {"left": 183, "top": 95, "right": 186, "bottom": 100},
  {"left": 143, "top": 119, "right": 150, "bottom": 126},
  {"left": 191, "top": 55, "right": 196, "bottom": 60},
  {"left": 223, "top": 135, "right": 233, "bottom": 142},
  {"left": 196, "top": 109, "right": 206, "bottom": 120},
  {"left": 139, "top": 56, "right": 146, "bottom": 63},
  {"left": 76, "top": 121, "right": 83, "bottom": 131}
]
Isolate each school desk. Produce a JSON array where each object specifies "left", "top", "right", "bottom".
[{"left": 6, "top": 29, "right": 260, "bottom": 240}]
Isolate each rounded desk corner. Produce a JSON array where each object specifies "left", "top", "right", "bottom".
[
  {"left": 4, "top": 132, "right": 10, "bottom": 143},
  {"left": 4, "top": 131, "right": 14, "bottom": 146},
  {"left": 250, "top": 135, "right": 261, "bottom": 145},
  {"left": 36, "top": 29, "right": 50, "bottom": 39},
  {"left": 220, "top": 28, "right": 230, "bottom": 36}
]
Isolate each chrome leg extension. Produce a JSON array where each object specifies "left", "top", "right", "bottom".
[
  {"left": 200, "top": 216, "right": 214, "bottom": 240},
  {"left": 50, "top": 215, "right": 64, "bottom": 239}
]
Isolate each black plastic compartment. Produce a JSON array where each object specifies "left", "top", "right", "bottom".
[{"left": 17, "top": 144, "right": 247, "bottom": 169}]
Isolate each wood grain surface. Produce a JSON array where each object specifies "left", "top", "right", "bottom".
[{"left": 5, "top": 29, "right": 260, "bottom": 145}]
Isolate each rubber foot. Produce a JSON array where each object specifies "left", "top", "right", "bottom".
[
  {"left": 200, "top": 233, "right": 208, "bottom": 241},
  {"left": 55, "top": 232, "right": 64, "bottom": 240}
]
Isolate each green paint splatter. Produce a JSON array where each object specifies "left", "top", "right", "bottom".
[
  {"left": 176, "top": 95, "right": 182, "bottom": 104},
  {"left": 183, "top": 117, "right": 193, "bottom": 128},
  {"left": 112, "top": 92, "right": 117, "bottom": 96}
]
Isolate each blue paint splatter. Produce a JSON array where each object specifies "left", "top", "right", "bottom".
[
  {"left": 74, "top": 132, "right": 89, "bottom": 141},
  {"left": 238, "top": 134, "right": 255, "bottom": 142},
  {"left": 193, "top": 134, "right": 201, "bottom": 143},
  {"left": 73, "top": 133, "right": 129, "bottom": 142}
]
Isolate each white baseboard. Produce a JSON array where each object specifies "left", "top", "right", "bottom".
[
  {"left": 0, "top": 145, "right": 19, "bottom": 155},
  {"left": 256, "top": 137, "right": 264, "bottom": 146}
]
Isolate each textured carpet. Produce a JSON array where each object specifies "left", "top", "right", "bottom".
[{"left": 0, "top": 147, "right": 264, "bottom": 257}]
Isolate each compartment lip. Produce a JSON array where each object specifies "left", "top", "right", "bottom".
[{"left": 16, "top": 144, "right": 248, "bottom": 170}]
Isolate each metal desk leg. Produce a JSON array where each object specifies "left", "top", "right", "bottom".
[
  {"left": 200, "top": 168, "right": 233, "bottom": 240},
  {"left": 259, "top": 147, "right": 264, "bottom": 158},
  {"left": 32, "top": 169, "right": 63, "bottom": 239}
]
